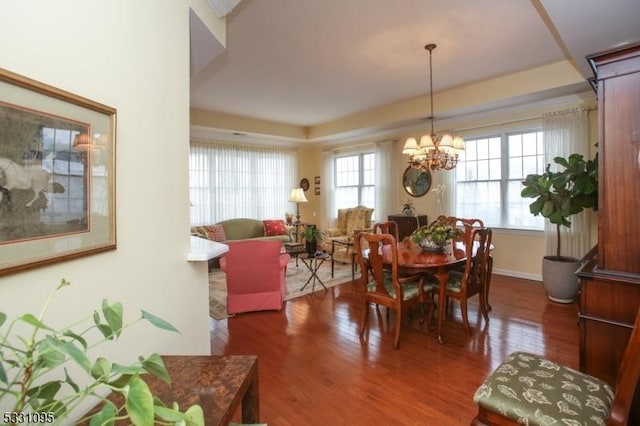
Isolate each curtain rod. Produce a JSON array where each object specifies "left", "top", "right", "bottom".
[{"left": 455, "top": 106, "right": 596, "bottom": 134}]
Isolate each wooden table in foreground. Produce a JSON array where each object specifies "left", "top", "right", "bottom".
[
  {"left": 88, "top": 355, "right": 259, "bottom": 425},
  {"left": 159, "top": 355, "right": 259, "bottom": 425}
]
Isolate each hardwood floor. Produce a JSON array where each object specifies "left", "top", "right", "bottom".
[{"left": 210, "top": 274, "right": 580, "bottom": 425}]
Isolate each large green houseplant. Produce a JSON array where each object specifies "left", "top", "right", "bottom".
[
  {"left": 0, "top": 279, "right": 204, "bottom": 425},
  {"left": 521, "top": 152, "right": 598, "bottom": 302}
]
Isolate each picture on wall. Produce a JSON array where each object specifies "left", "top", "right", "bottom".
[{"left": 0, "top": 68, "right": 116, "bottom": 276}]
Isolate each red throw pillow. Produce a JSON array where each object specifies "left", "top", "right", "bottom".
[
  {"left": 263, "top": 220, "right": 286, "bottom": 236},
  {"left": 203, "top": 224, "right": 227, "bottom": 241}
]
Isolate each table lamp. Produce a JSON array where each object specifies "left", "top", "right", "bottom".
[{"left": 288, "top": 187, "right": 308, "bottom": 223}]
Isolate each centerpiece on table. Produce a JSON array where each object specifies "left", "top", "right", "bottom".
[{"left": 410, "top": 217, "right": 460, "bottom": 251}]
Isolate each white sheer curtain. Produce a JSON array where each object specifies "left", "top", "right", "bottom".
[
  {"left": 189, "top": 139, "right": 297, "bottom": 225},
  {"left": 321, "top": 149, "right": 335, "bottom": 230},
  {"left": 374, "top": 139, "right": 395, "bottom": 222},
  {"left": 442, "top": 169, "right": 457, "bottom": 217},
  {"left": 543, "top": 108, "right": 591, "bottom": 259}
]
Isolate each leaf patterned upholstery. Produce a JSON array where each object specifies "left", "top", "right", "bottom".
[
  {"left": 367, "top": 272, "right": 421, "bottom": 301},
  {"left": 473, "top": 351, "right": 614, "bottom": 426}
]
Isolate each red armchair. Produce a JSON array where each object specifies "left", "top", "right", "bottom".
[{"left": 220, "top": 240, "right": 291, "bottom": 314}]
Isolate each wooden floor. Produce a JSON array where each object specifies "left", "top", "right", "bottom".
[{"left": 210, "top": 274, "right": 580, "bottom": 425}]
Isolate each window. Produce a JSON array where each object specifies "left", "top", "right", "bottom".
[
  {"left": 40, "top": 127, "right": 87, "bottom": 224},
  {"left": 456, "top": 130, "right": 544, "bottom": 229},
  {"left": 334, "top": 152, "right": 375, "bottom": 217},
  {"left": 189, "top": 141, "right": 297, "bottom": 225}
]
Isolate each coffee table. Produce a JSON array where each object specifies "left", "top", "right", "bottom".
[{"left": 299, "top": 253, "right": 331, "bottom": 293}]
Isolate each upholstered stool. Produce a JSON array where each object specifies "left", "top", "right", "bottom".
[{"left": 473, "top": 351, "right": 614, "bottom": 425}]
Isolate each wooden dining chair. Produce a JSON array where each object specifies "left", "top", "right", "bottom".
[
  {"left": 354, "top": 232, "right": 428, "bottom": 349},
  {"left": 472, "top": 307, "right": 640, "bottom": 426},
  {"left": 373, "top": 220, "right": 400, "bottom": 242},
  {"left": 423, "top": 227, "right": 492, "bottom": 334},
  {"left": 442, "top": 216, "right": 494, "bottom": 312}
]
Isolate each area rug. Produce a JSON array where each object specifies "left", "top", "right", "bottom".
[{"left": 209, "top": 258, "right": 354, "bottom": 320}]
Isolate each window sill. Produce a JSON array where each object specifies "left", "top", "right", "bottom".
[{"left": 491, "top": 227, "right": 543, "bottom": 236}]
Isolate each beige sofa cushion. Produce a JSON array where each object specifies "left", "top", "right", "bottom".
[{"left": 336, "top": 208, "right": 349, "bottom": 234}]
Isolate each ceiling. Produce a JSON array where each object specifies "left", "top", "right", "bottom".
[{"left": 190, "top": 0, "right": 640, "bottom": 140}]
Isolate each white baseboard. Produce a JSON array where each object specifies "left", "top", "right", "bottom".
[{"left": 493, "top": 267, "right": 541, "bottom": 282}]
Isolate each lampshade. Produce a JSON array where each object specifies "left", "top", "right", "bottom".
[
  {"left": 419, "top": 134, "right": 436, "bottom": 150},
  {"left": 402, "top": 137, "right": 418, "bottom": 154},
  {"left": 288, "top": 188, "right": 308, "bottom": 203},
  {"left": 72, "top": 133, "right": 92, "bottom": 151}
]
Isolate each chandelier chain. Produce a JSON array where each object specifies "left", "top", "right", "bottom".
[
  {"left": 401, "top": 42, "right": 465, "bottom": 172},
  {"left": 427, "top": 44, "right": 435, "bottom": 135}
]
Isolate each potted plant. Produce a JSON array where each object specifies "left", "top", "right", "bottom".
[
  {"left": 0, "top": 279, "right": 204, "bottom": 425},
  {"left": 411, "top": 217, "right": 460, "bottom": 251},
  {"left": 300, "top": 225, "right": 321, "bottom": 255},
  {"left": 521, "top": 152, "right": 598, "bottom": 303},
  {"left": 402, "top": 198, "right": 415, "bottom": 216}
]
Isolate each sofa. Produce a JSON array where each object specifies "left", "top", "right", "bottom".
[
  {"left": 192, "top": 218, "right": 293, "bottom": 269},
  {"left": 191, "top": 218, "right": 293, "bottom": 244}
]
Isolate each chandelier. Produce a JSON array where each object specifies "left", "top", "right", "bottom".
[{"left": 402, "top": 43, "right": 464, "bottom": 171}]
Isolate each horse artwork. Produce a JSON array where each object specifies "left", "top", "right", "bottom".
[
  {"left": 0, "top": 158, "right": 68, "bottom": 242},
  {"left": 0, "top": 158, "right": 60, "bottom": 207},
  {"left": 0, "top": 68, "right": 116, "bottom": 274}
]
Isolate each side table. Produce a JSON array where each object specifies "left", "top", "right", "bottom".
[
  {"left": 331, "top": 238, "right": 356, "bottom": 280},
  {"left": 299, "top": 253, "right": 331, "bottom": 293}
]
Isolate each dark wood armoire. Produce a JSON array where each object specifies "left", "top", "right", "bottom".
[{"left": 577, "top": 42, "right": 640, "bottom": 402}]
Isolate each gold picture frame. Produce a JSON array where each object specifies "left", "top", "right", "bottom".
[{"left": 0, "top": 68, "right": 116, "bottom": 276}]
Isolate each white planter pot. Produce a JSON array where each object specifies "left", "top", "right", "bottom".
[{"left": 542, "top": 256, "right": 581, "bottom": 303}]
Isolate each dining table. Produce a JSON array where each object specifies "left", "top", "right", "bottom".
[{"left": 377, "top": 239, "right": 470, "bottom": 344}]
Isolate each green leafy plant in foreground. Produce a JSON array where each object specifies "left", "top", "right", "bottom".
[{"left": 0, "top": 279, "right": 204, "bottom": 425}]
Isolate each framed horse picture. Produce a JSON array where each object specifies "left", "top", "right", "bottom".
[{"left": 0, "top": 68, "right": 116, "bottom": 276}]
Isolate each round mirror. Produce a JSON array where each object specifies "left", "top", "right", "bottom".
[{"left": 402, "top": 166, "right": 432, "bottom": 197}]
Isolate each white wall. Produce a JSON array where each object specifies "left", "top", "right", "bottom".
[{"left": 0, "top": 0, "right": 210, "bottom": 415}]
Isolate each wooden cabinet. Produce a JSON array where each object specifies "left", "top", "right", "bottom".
[
  {"left": 576, "top": 42, "right": 640, "bottom": 389},
  {"left": 577, "top": 252, "right": 640, "bottom": 385},
  {"left": 590, "top": 43, "right": 640, "bottom": 274},
  {"left": 387, "top": 214, "right": 428, "bottom": 241}
]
